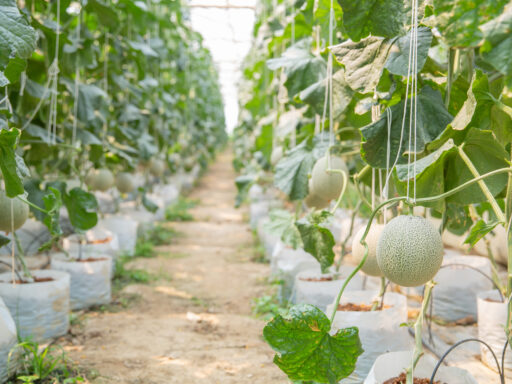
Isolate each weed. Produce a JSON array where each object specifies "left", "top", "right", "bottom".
[
  {"left": 7, "top": 340, "right": 84, "bottom": 384},
  {"left": 134, "top": 240, "right": 154, "bottom": 258},
  {"left": 146, "top": 225, "right": 180, "bottom": 246},
  {"left": 112, "top": 256, "right": 154, "bottom": 291},
  {"left": 251, "top": 294, "right": 289, "bottom": 321},
  {"left": 165, "top": 197, "right": 198, "bottom": 221}
]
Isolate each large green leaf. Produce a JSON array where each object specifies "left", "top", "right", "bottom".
[
  {"left": 299, "top": 69, "right": 354, "bottom": 119},
  {"left": 432, "top": 0, "right": 507, "bottom": 47},
  {"left": 337, "top": 0, "right": 404, "bottom": 41},
  {"left": 445, "top": 129, "right": 509, "bottom": 205},
  {"left": 0, "top": 56, "right": 26, "bottom": 86},
  {"left": 263, "top": 304, "right": 362, "bottom": 383},
  {"left": 0, "top": 128, "right": 29, "bottom": 197},
  {"left": 314, "top": 0, "right": 343, "bottom": 42},
  {"left": 0, "top": 0, "right": 37, "bottom": 68},
  {"left": 267, "top": 39, "right": 326, "bottom": 98},
  {"left": 295, "top": 218, "right": 335, "bottom": 272},
  {"left": 361, "top": 86, "right": 453, "bottom": 168},
  {"left": 85, "top": 0, "right": 120, "bottom": 29},
  {"left": 479, "top": 4, "right": 512, "bottom": 76},
  {"left": 385, "top": 27, "right": 432, "bottom": 77},
  {"left": 263, "top": 209, "right": 302, "bottom": 249},
  {"left": 63, "top": 188, "right": 99, "bottom": 231},
  {"left": 331, "top": 36, "right": 395, "bottom": 94},
  {"left": 274, "top": 134, "right": 329, "bottom": 200}
]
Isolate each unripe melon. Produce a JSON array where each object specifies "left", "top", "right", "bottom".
[
  {"left": 352, "top": 224, "right": 384, "bottom": 277},
  {"left": 116, "top": 172, "right": 135, "bottom": 194},
  {"left": 184, "top": 157, "right": 195, "bottom": 172},
  {"left": 149, "top": 159, "right": 165, "bottom": 177},
  {"left": 376, "top": 215, "right": 443, "bottom": 287},
  {"left": 85, "top": 170, "right": 97, "bottom": 190},
  {"left": 270, "top": 146, "right": 283, "bottom": 166},
  {"left": 304, "top": 180, "right": 329, "bottom": 210},
  {"left": 0, "top": 191, "right": 29, "bottom": 232},
  {"left": 94, "top": 169, "right": 114, "bottom": 191},
  {"left": 311, "top": 155, "right": 348, "bottom": 201}
]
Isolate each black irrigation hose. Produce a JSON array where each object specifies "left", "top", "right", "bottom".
[
  {"left": 440, "top": 263, "right": 504, "bottom": 301},
  {"left": 430, "top": 338, "right": 505, "bottom": 384},
  {"left": 501, "top": 339, "right": 509, "bottom": 380}
]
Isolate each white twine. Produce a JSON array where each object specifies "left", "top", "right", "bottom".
[
  {"left": 47, "top": 0, "right": 61, "bottom": 145},
  {"left": 10, "top": 200, "right": 15, "bottom": 285}
]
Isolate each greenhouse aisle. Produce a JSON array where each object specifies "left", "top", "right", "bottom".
[{"left": 63, "top": 150, "right": 286, "bottom": 384}]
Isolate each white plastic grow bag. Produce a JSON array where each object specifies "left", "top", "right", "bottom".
[
  {"left": 477, "top": 290, "right": 512, "bottom": 372},
  {"left": 257, "top": 217, "right": 279, "bottom": 260},
  {"left": 365, "top": 350, "right": 478, "bottom": 384},
  {"left": 327, "top": 291, "right": 411, "bottom": 384},
  {"left": 290, "top": 267, "right": 363, "bottom": 311},
  {"left": 51, "top": 253, "right": 111, "bottom": 310},
  {"left": 63, "top": 227, "right": 119, "bottom": 258},
  {"left": 270, "top": 242, "right": 320, "bottom": 302},
  {"left": 0, "top": 297, "right": 17, "bottom": 383},
  {"left": 249, "top": 200, "right": 270, "bottom": 230},
  {"left": 97, "top": 215, "right": 139, "bottom": 256},
  {"left": 119, "top": 201, "right": 157, "bottom": 235},
  {"left": 0, "top": 219, "right": 50, "bottom": 257},
  {"left": 432, "top": 254, "right": 492, "bottom": 322},
  {"left": 152, "top": 184, "right": 179, "bottom": 207},
  {"left": 0, "top": 270, "right": 70, "bottom": 342}
]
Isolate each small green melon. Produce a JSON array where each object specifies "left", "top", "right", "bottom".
[
  {"left": 116, "top": 172, "right": 135, "bottom": 194},
  {"left": 85, "top": 170, "right": 98, "bottom": 190},
  {"left": 94, "top": 169, "right": 115, "bottom": 191},
  {"left": 149, "top": 158, "right": 166, "bottom": 177},
  {"left": 0, "top": 190, "right": 29, "bottom": 232},
  {"left": 352, "top": 224, "right": 384, "bottom": 277},
  {"left": 311, "top": 155, "right": 348, "bottom": 201},
  {"left": 376, "top": 215, "right": 443, "bottom": 287}
]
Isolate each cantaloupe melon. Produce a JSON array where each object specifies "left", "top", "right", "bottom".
[
  {"left": 0, "top": 191, "right": 29, "bottom": 232},
  {"left": 352, "top": 223, "right": 384, "bottom": 277},
  {"left": 311, "top": 155, "right": 348, "bottom": 201},
  {"left": 94, "top": 169, "right": 115, "bottom": 191},
  {"left": 376, "top": 215, "right": 443, "bottom": 287},
  {"left": 149, "top": 158, "right": 166, "bottom": 177},
  {"left": 116, "top": 172, "right": 135, "bottom": 194},
  {"left": 304, "top": 180, "right": 329, "bottom": 210},
  {"left": 270, "top": 146, "right": 283, "bottom": 166}
]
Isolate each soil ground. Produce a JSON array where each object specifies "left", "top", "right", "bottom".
[{"left": 62, "top": 151, "right": 287, "bottom": 383}]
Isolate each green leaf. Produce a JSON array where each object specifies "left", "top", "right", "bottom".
[
  {"left": 314, "top": 0, "right": 343, "bottom": 42},
  {"left": 337, "top": 0, "right": 405, "bottom": 41},
  {"left": 464, "top": 219, "right": 500, "bottom": 247},
  {"left": 0, "top": 56, "right": 26, "bottom": 86},
  {"left": 385, "top": 27, "right": 432, "bottom": 76},
  {"left": 267, "top": 39, "right": 326, "bottom": 97},
  {"left": 0, "top": 0, "right": 37, "bottom": 68},
  {"left": 361, "top": 86, "right": 453, "bottom": 168},
  {"left": 331, "top": 36, "right": 395, "bottom": 94},
  {"left": 0, "top": 128, "right": 28, "bottom": 197},
  {"left": 445, "top": 129, "right": 509, "bottom": 205},
  {"left": 140, "top": 189, "right": 158, "bottom": 213},
  {"left": 234, "top": 174, "right": 256, "bottom": 208},
  {"left": 42, "top": 187, "right": 63, "bottom": 239},
  {"left": 263, "top": 304, "right": 362, "bottom": 383},
  {"left": 296, "top": 218, "right": 335, "bottom": 272},
  {"left": 85, "top": 0, "right": 120, "bottom": 29},
  {"left": 63, "top": 188, "right": 99, "bottom": 231},
  {"left": 479, "top": 4, "right": 512, "bottom": 75},
  {"left": 432, "top": 0, "right": 507, "bottom": 47},
  {"left": 299, "top": 69, "right": 354, "bottom": 119},
  {"left": 0, "top": 233, "right": 10, "bottom": 247},
  {"left": 263, "top": 209, "right": 303, "bottom": 249},
  {"left": 274, "top": 134, "right": 329, "bottom": 200}
]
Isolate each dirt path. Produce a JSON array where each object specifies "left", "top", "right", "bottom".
[{"left": 64, "top": 151, "right": 287, "bottom": 383}]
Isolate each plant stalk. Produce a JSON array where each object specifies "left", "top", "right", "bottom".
[{"left": 406, "top": 281, "right": 434, "bottom": 384}]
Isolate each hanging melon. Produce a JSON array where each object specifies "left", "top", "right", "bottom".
[
  {"left": 0, "top": 191, "right": 29, "bottom": 232},
  {"left": 311, "top": 155, "right": 348, "bottom": 201},
  {"left": 352, "top": 224, "right": 384, "bottom": 277},
  {"left": 116, "top": 172, "right": 135, "bottom": 194}
]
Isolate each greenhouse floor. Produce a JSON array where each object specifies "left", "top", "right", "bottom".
[{"left": 60, "top": 151, "right": 287, "bottom": 383}]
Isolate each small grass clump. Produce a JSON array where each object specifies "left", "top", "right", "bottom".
[
  {"left": 145, "top": 225, "right": 180, "bottom": 246},
  {"left": 7, "top": 340, "right": 85, "bottom": 384},
  {"left": 251, "top": 294, "right": 289, "bottom": 321},
  {"left": 112, "top": 255, "right": 155, "bottom": 291},
  {"left": 165, "top": 197, "right": 198, "bottom": 221}
]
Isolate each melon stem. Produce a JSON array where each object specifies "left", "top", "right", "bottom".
[{"left": 406, "top": 281, "right": 434, "bottom": 384}]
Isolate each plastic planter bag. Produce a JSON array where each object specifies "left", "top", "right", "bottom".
[
  {"left": 119, "top": 201, "right": 157, "bottom": 235},
  {"left": 63, "top": 228, "right": 119, "bottom": 258},
  {"left": 271, "top": 243, "right": 320, "bottom": 302},
  {"left": 478, "top": 290, "right": 512, "bottom": 373},
  {"left": 0, "top": 297, "right": 17, "bottom": 383},
  {"left": 51, "top": 253, "right": 111, "bottom": 310},
  {"left": 291, "top": 267, "right": 363, "bottom": 311},
  {"left": 257, "top": 217, "right": 279, "bottom": 260},
  {"left": 0, "top": 270, "right": 70, "bottom": 342},
  {"left": 327, "top": 291, "right": 411, "bottom": 383},
  {"left": 153, "top": 184, "right": 179, "bottom": 207},
  {"left": 432, "top": 255, "right": 492, "bottom": 322},
  {"left": 98, "top": 215, "right": 139, "bottom": 256},
  {"left": 249, "top": 200, "right": 270, "bottom": 230},
  {"left": 365, "top": 350, "right": 478, "bottom": 384}
]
